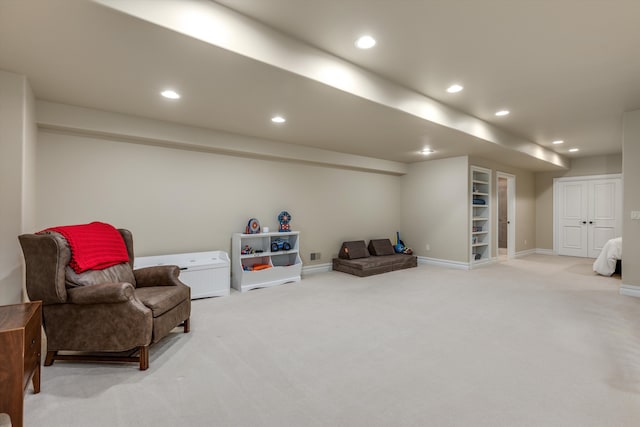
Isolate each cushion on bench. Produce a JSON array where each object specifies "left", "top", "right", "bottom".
[
  {"left": 367, "top": 239, "right": 395, "bottom": 256},
  {"left": 338, "top": 240, "right": 369, "bottom": 259}
]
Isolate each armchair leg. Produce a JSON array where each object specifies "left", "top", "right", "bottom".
[
  {"left": 139, "top": 345, "right": 149, "bottom": 371},
  {"left": 183, "top": 318, "right": 190, "bottom": 333},
  {"left": 44, "top": 351, "right": 57, "bottom": 366}
]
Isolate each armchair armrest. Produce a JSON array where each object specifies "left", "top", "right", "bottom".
[
  {"left": 134, "top": 265, "right": 184, "bottom": 288},
  {"left": 67, "top": 282, "right": 135, "bottom": 304}
]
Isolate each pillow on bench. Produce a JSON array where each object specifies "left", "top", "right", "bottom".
[
  {"left": 368, "top": 239, "right": 395, "bottom": 256},
  {"left": 338, "top": 240, "right": 369, "bottom": 259}
]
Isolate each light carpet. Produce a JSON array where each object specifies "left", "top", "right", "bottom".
[{"left": 24, "top": 254, "right": 640, "bottom": 426}]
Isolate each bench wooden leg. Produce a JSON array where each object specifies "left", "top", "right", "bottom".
[
  {"left": 44, "top": 351, "right": 57, "bottom": 366},
  {"left": 139, "top": 345, "right": 149, "bottom": 370},
  {"left": 183, "top": 318, "right": 190, "bottom": 333},
  {"left": 33, "top": 361, "right": 41, "bottom": 393}
]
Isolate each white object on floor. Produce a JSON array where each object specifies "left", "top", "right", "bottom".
[
  {"left": 593, "top": 237, "right": 622, "bottom": 276},
  {"left": 0, "top": 413, "right": 11, "bottom": 427},
  {"left": 134, "top": 251, "right": 230, "bottom": 298},
  {"left": 231, "top": 231, "right": 302, "bottom": 292}
]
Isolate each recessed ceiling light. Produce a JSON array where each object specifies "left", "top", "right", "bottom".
[
  {"left": 271, "top": 116, "right": 286, "bottom": 123},
  {"left": 355, "top": 35, "right": 376, "bottom": 49},
  {"left": 446, "top": 84, "right": 463, "bottom": 93},
  {"left": 552, "top": 140, "right": 564, "bottom": 145},
  {"left": 161, "top": 89, "right": 180, "bottom": 99},
  {"left": 420, "top": 148, "right": 435, "bottom": 155},
  {"left": 495, "top": 110, "right": 510, "bottom": 116},
  {"left": 569, "top": 148, "right": 579, "bottom": 152}
]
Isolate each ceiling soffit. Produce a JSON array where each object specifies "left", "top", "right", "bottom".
[{"left": 94, "top": 0, "right": 569, "bottom": 170}]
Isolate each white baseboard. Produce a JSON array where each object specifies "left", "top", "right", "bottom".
[
  {"left": 512, "top": 248, "right": 554, "bottom": 258},
  {"left": 514, "top": 248, "right": 536, "bottom": 258},
  {"left": 536, "top": 248, "right": 555, "bottom": 255},
  {"left": 620, "top": 284, "right": 640, "bottom": 298},
  {"left": 471, "top": 259, "right": 496, "bottom": 268},
  {"left": 302, "top": 263, "right": 332, "bottom": 276},
  {"left": 417, "top": 256, "right": 470, "bottom": 270}
]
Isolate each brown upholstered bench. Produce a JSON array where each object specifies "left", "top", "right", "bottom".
[{"left": 332, "top": 239, "right": 417, "bottom": 277}]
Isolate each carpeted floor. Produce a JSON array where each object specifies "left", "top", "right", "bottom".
[{"left": 24, "top": 254, "right": 640, "bottom": 426}]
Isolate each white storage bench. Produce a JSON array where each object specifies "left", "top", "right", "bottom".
[{"left": 134, "top": 251, "right": 230, "bottom": 299}]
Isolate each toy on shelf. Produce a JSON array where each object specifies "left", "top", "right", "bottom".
[
  {"left": 271, "top": 238, "right": 292, "bottom": 252},
  {"left": 241, "top": 245, "right": 254, "bottom": 255},
  {"left": 278, "top": 211, "right": 292, "bottom": 232},
  {"left": 245, "top": 218, "right": 261, "bottom": 234},
  {"left": 243, "top": 263, "right": 271, "bottom": 271}
]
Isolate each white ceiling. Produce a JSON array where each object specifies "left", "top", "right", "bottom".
[{"left": 1, "top": 0, "right": 637, "bottom": 171}]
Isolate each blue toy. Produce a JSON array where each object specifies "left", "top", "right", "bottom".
[
  {"left": 271, "top": 238, "right": 292, "bottom": 252},
  {"left": 278, "top": 211, "right": 292, "bottom": 232}
]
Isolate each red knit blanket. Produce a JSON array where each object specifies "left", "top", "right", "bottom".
[{"left": 42, "top": 222, "right": 130, "bottom": 273}]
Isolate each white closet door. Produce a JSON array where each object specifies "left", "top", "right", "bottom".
[
  {"left": 587, "top": 179, "right": 621, "bottom": 258},
  {"left": 555, "top": 175, "right": 621, "bottom": 258},
  {"left": 558, "top": 181, "right": 588, "bottom": 257}
]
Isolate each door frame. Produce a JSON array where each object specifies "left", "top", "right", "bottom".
[
  {"left": 496, "top": 172, "right": 516, "bottom": 259},
  {"left": 553, "top": 173, "right": 622, "bottom": 255}
]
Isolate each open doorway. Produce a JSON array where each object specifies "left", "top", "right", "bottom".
[{"left": 497, "top": 172, "right": 516, "bottom": 260}]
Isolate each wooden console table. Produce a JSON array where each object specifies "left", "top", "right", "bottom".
[{"left": 0, "top": 301, "right": 42, "bottom": 427}]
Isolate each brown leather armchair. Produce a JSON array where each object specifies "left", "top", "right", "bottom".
[{"left": 18, "top": 229, "right": 190, "bottom": 370}]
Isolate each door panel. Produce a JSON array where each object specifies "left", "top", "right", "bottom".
[
  {"left": 563, "top": 226, "right": 584, "bottom": 250},
  {"left": 558, "top": 182, "right": 587, "bottom": 257},
  {"left": 498, "top": 178, "right": 507, "bottom": 248},
  {"left": 588, "top": 179, "right": 621, "bottom": 258},
  {"left": 563, "top": 183, "right": 584, "bottom": 218}
]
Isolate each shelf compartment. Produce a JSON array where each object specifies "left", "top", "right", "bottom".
[
  {"left": 240, "top": 249, "right": 297, "bottom": 259},
  {"left": 271, "top": 252, "right": 299, "bottom": 267},
  {"left": 470, "top": 166, "right": 492, "bottom": 267},
  {"left": 237, "top": 262, "right": 302, "bottom": 290},
  {"left": 240, "top": 256, "right": 271, "bottom": 271}
]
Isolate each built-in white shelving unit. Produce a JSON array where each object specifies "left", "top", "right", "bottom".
[
  {"left": 231, "top": 231, "right": 302, "bottom": 292},
  {"left": 470, "top": 166, "right": 491, "bottom": 266}
]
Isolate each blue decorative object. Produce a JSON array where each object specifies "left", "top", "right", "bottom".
[
  {"left": 277, "top": 211, "right": 292, "bottom": 232},
  {"left": 394, "top": 231, "right": 405, "bottom": 253},
  {"left": 394, "top": 231, "right": 413, "bottom": 255}
]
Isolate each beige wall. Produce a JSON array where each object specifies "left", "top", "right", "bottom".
[
  {"left": 469, "top": 157, "right": 537, "bottom": 255},
  {"left": 0, "top": 70, "right": 36, "bottom": 305},
  {"left": 22, "top": 82, "right": 38, "bottom": 234},
  {"left": 0, "top": 72, "right": 629, "bottom": 285},
  {"left": 400, "top": 155, "right": 536, "bottom": 264},
  {"left": 622, "top": 110, "right": 640, "bottom": 287},
  {"left": 535, "top": 154, "right": 622, "bottom": 250},
  {"left": 401, "top": 156, "right": 469, "bottom": 263},
  {"left": 36, "top": 131, "right": 402, "bottom": 265}
]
